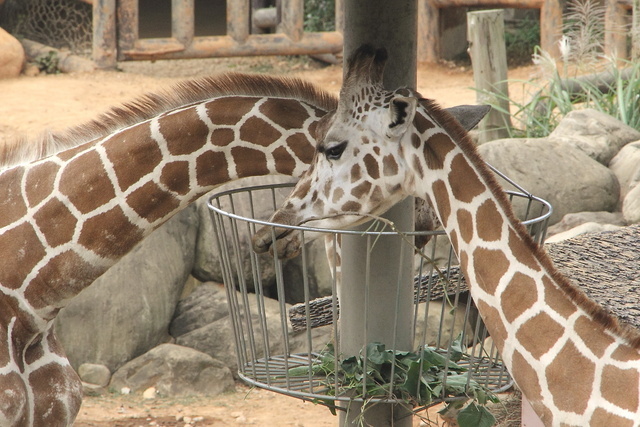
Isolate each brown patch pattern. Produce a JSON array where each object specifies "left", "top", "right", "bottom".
[
  {"left": 501, "top": 272, "right": 538, "bottom": 323},
  {"left": 0, "top": 167, "right": 28, "bottom": 227},
  {"left": 77, "top": 207, "right": 143, "bottom": 258},
  {"left": 589, "top": 409, "right": 634, "bottom": 427},
  {"left": 448, "top": 154, "right": 486, "bottom": 203},
  {"left": 476, "top": 300, "right": 508, "bottom": 349},
  {"left": 126, "top": 181, "right": 180, "bottom": 223},
  {"left": 363, "top": 154, "right": 380, "bottom": 180},
  {"left": 511, "top": 350, "right": 544, "bottom": 403},
  {"left": 239, "top": 116, "right": 282, "bottom": 147},
  {"left": 207, "top": 97, "right": 257, "bottom": 126},
  {"left": 516, "top": 313, "right": 565, "bottom": 359},
  {"left": 431, "top": 180, "right": 450, "bottom": 228},
  {"left": 0, "top": 223, "right": 46, "bottom": 288},
  {"left": 574, "top": 316, "right": 615, "bottom": 358},
  {"left": 33, "top": 198, "right": 78, "bottom": 247},
  {"left": 160, "top": 161, "right": 191, "bottom": 195},
  {"left": 196, "top": 150, "right": 230, "bottom": 186},
  {"left": 350, "top": 164, "right": 362, "bottom": 183},
  {"left": 543, "top": 276, "right": 577, "bottom": 318},
  {"left": 210, "top": 128, "right": 234, "bottom": 146},
  {"left": 104, "top": 122, "right": 163, "bottom": 191},
  {"left": 351, "top": 181, "right": 372, "bottom": 198},
  {"left": 160, "top": 108, "right": 210, "bottom": 156},
  {"left": 59, "top": 151, "right": 115, "bottom": 214},
  {"left": 383, "top": 154, "right": 398, "bottom": 176},
  {"left": 231, "top": 147, "right": 269, "bottom": 178},
  {"left": 456, "top": 209, "right": 474, "bottom": 244},
  {"left": 259, "top": 98, "right": 310, "bottom": 129},
  {"left": 600, "top": 365, "right": 639, "bottom": 411},
  {"left": 476, "top": 199, "right": 503, "bottom": 241},
  {"left": 25, "top": 161, "right": 60, "bottom": 207},
  {"left": 286, "top": 133, "right": 315, "bottom": 165},
  {"left": 472, "top": 247, "right": 510, "bottom": 296},
  {"left": 508, "top": 229, "right": 541, "bottom": 272},
  {"left": 424, "top": 133, "right": 456, "bottom": 170},
  {"left": 546, "top": 341, "right": 594, "bottom": 413}
]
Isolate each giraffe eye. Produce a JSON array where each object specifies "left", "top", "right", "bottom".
[{"left": 324, "top": 141, "right": 348, "bottom": 160}]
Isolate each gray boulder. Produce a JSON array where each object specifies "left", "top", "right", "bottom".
[
  {"left": 169, "top": 282, "right": 229, "bottom": 337},
  {"left": 78, "top": 363, "right": 111, "bottom": 387},
  {"left": 546, "top": 211, "right": 626, "bottom": 237},
  {"left": 478, "top": 138, "right": 619, "bottom": 224},
  {"left": 622, "top": 184, "right": 640, "bottom": 224},
  {"left": 0, "top": 28, "right": 24, "bottom": 79},
  {"left": 55, "top": 205, "right": 199, "bottom": 371},
  {"left": 549, "top": 109, "right": 640, "bottom": 165},
  {"left": 174, "top": 284, "right": 332, "bottom": 375},
  {"left": 609, "top": 140, "right": 640, "bottom": 200},
  {"left": 545, "top": 222, "right": 623, "bottom": 243},
  {"left": 109, "top": 343, "right": 235, "bottom": 397}
]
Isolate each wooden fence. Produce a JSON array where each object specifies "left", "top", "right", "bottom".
[
  {"left": 418, "top": 0, "right": 563, "bottom": 62},
  {"left": 92, "top": 0, "right": 636, "bottom": 68},
  {"left": 93, "top": 0, "right": 344, "bottom": 67}
]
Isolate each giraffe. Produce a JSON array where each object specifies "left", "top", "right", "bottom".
[
  {"left": 252, "top": 45, "right": 640, "bottom": 426},
  {"left": 0, "top": 70, "right": 483, "bottom": 426}
]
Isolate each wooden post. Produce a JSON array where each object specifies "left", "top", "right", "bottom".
[
  {"left": 467, "top": 9, "right": 511, "bottom": 143},
  {"left": 418, "top": 0, "right": 439, "bottom": 62},
  {"left": 633, "top": 0, "right": 640, "bottom": 60},
  {"left": 605, "top": 0, "right": 629, "bottom": 59},
  {"left": 228, "top": 0, "right": 250, "bottom": 42},
  {"left": 339, "top": 1, "right": 416, "bottom": 426},
  {"left": 92, "top": 0, "right": 117, "bottom": 68},
  {"left": 278, "top": 0, "right": 303, "bottom": 41},
  {"left": 172, "top": 0, "right": 194, "bottom": 46}
]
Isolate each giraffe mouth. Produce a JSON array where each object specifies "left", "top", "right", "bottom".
[{"left": 251, "top": 226, "right": 294, "bottom": 254}]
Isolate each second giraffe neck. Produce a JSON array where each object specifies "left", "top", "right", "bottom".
[
  {"left": 0, "top": 95, "right": 325, "bottom": 323},
  {"left": 411, "top": 107, "right": 640, "bottom": 425}
]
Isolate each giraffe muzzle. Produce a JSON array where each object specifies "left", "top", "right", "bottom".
[{"left": 251, "top": 226, "right": 302, "bottom": 259}]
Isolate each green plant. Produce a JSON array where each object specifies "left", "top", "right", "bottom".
[
  {"left": 288, "top": 337, "right": 499, "bottom": 427},
  {"left": 504, "top": 17, "right": 540, "bottom": 66},
  {"left": 304, "top": 0, "right": 335, "bottom": 32},
  {"left": 35, "top": 50, "right": 60, "bottom": 74},
  {"left": 476, "top": 0, "right": 640, "bottom": 137}
]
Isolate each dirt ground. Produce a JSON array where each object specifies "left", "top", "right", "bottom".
[{"left": 0, "top": 55, "right": 533, "bottom": 426}]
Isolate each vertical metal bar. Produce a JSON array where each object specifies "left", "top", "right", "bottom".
[
  {"left": 93, "top": 0, "right": 117, "bottom": 67},
  {"left": 172, "top": 0, "right": 195, "bottom": 45},
  {"left": 228, "top": 0, "right": 250, "bottom": 42}
]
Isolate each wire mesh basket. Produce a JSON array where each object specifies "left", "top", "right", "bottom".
[{"left": 207, "top": 169, "right": 552, "bottom": 414}]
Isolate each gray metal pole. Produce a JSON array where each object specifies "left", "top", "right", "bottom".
[{"left": 338, "top": 1, "right": 417, "bottom": 426}]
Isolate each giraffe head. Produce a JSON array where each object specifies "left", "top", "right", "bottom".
[{"left": 252, "top": 45, "right": 488, "bottom": 257}]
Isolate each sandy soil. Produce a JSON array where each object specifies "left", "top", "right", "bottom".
[{"left": 0, "top": 55, "right": 532, "bottom": 426}]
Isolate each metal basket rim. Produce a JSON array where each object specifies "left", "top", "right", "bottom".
[{"left": 207, "top": 182, "right": 553, "bottom": 236}]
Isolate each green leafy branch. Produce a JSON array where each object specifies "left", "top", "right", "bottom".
[{"left": 288, "top": 337, "right": 499, "bottom": 427}]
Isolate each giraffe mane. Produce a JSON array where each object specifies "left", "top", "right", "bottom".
[
  {"left": 0, "top": 72, "right": 339, "bottom": 170},
  {"left": 421, "top": 98, "right": 640, "bottom": 349}
]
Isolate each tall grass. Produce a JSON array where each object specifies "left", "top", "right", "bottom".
[{"left": 478, "top": 0, "right": 640, "bottom": 138}]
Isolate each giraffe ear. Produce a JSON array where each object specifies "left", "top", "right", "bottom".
[{"left": 387, "top": 96, "right": 417, "bottom": 138}]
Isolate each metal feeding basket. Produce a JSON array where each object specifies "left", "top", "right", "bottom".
[{"left": 207, "top": 167, "right": 552, "bottom": 414}]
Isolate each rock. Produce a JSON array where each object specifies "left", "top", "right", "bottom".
[
  {"left": 78, "top": 363, "right": 111, "bottom": 387},
  {"left": 546, "top": 211, "right": 626, "bottom": 237},
  {"left": 55, "top": 205, "right": 199, "bottom": 372},
  {"left": 0, "top": 28, "right": 24, "bottom": 79},
  {"left": 622, "top": 184, "right": 640, "bottom": 224},
  {"left": 142, "top": 387, "right": 158, "bottom": 399},
  {"left": 609, "top": 140, "right": 640, "bottom": 200},
  {"left": 478, "top": 137, "right": 619, "bottom": 224},
  {"left": 169, "top": 282, "right": 229, "bottom": 338},
  {"left": 82, "top": 382, "right": 106, "bottom": 397},
  {"left": 544, "top": 222, "right": 623, "bottom": 243},
  {"left": 175, "top": 287, "right": 331, "bottom": 375},
  {"left": 109, "top": 344, "right": 235, "bottom": 397},
  {"left": 549, "top": 109, "right": 640, "bottom": 165}
]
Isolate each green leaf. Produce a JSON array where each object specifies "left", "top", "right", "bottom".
[{"left": 457, "top": 402, "right": 496, "bottom": 427}]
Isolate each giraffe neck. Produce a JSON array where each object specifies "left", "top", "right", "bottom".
[
  {"left": 411, "top": 105, "right": 640, "bottom": 426},
  {"left": 0, "top": 89, "right": 331, "bottom": 426}
]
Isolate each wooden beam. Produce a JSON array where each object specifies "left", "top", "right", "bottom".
[{"left": 92, "top": 0, "right": 117, "bottom": 68}]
